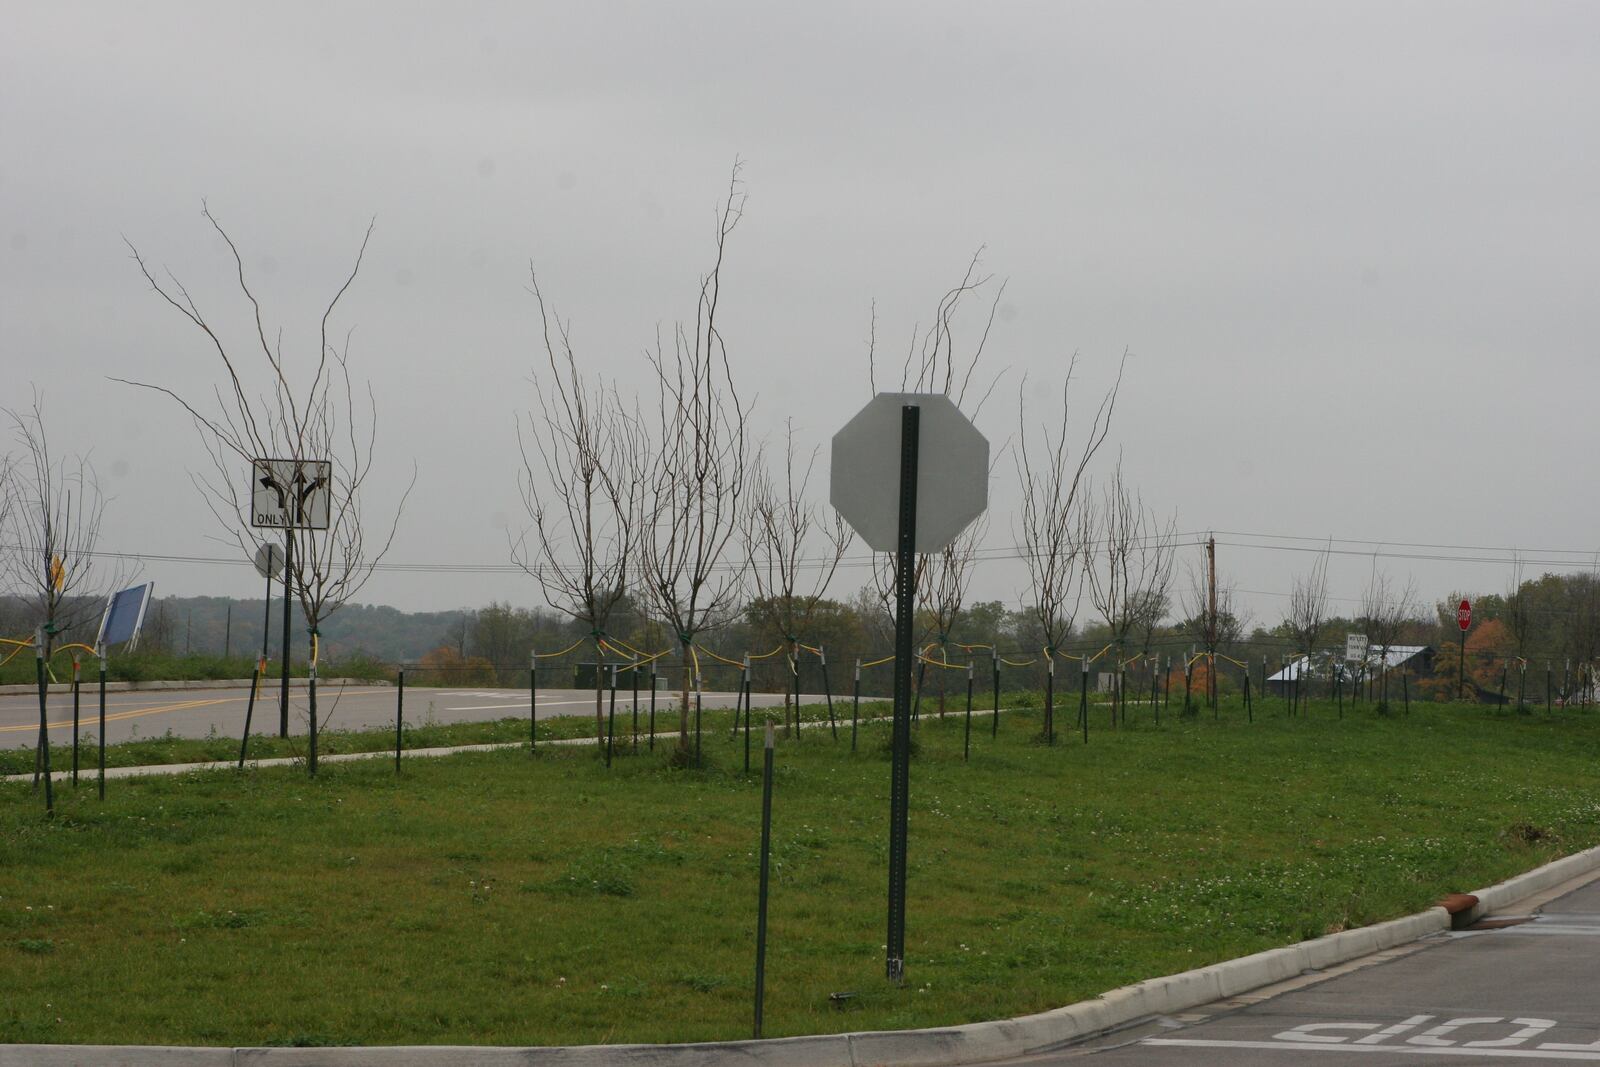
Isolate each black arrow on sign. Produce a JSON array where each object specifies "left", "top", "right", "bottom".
[
  {"left": 292, "top": 468, "right": 327, "bottom": 525},
  {"left": 258, "top": 473, "right": 288, "bottom": 513}
]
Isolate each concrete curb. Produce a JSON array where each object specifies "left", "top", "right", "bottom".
[
  {"left": 8, "top": 824, "right": 1600, "bottom": 1066},
  {"left": 0, "top": 678, "right": 381, "bottom": 697}
]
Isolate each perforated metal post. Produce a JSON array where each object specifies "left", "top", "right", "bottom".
[
  {"left": 886, "top": 404, "right": 919, "bottom": 984},
  {"left": 35, "top": 628, "right": 52, "bottom": 815},
  {"left": 97, "top": 646, "right": 107, "bottom": 800},
  {"left": 396, "top": 666, "right": 405, "bottom": 772},
  {"left": 963, "top": 660, "right": 973, "bottom": 762}
]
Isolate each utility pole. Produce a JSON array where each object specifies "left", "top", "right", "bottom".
[{"left": 1206, "top": 534, "right": 1218, "bottom": 708}]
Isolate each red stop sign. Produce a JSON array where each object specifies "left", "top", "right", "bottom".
[{"left": 1457, "top": 598, "right": 1472, "bottom": 631}]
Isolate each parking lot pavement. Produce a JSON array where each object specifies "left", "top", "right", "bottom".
[{"left": 1009, "top": 873, "right": 1600, "bottom": 1064}]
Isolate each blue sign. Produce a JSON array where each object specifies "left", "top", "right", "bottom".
[{"left": 96, "top": 583, "right": 155, "bottom": 650}]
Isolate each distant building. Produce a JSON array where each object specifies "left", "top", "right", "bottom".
[{"left": 1266, "top": 645, "right": 1435, "bottom": 697}]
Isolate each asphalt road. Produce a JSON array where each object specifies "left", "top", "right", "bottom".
[
  {"left": 1010, "top": 872, "right": 1600, "bottom": 1064},
  {"left": 0, "top": 683, "right": 836, "bottom": 749}
]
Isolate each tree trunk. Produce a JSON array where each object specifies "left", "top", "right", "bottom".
[
  {"left": 593, "top": 636, "right": 606, "bottom": 748},
  {"left": 678, "top": 639, "right": 693, "bottom": 757}
]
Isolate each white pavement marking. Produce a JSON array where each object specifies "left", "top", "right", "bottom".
[
  {"left": 1142, "top": 1039, "right": 1600, "bottom": 1059},
  {"left": 445, "top": 699, "right": 592, "bottom": 711}
]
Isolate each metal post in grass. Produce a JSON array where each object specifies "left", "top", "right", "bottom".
[
  {"left": 695, "top": 672, "right": 703, "bottom": 768},
  {"left": 820, "top": 645, "right": 838, "bottom": 741},
  {"left": 791, "top": 643, "right": 802, "bottom": 741},
  {"left": 307, "top": 631, "right": 320, "bottom": 778},
  {"left": 1045, "top": 652, "right": 1055, "bottom": 745},
  {"left": 1244, "top": 671, "right": 1252, "bottom": 723},
  {"left": 963, "top": 659, "right": 973, "bottom": 762},
  {"left": 1153, "top": 659, "right": 1160, "bottom": 727},
  {"left": 71, "top": 655, "right": 81, "bottom": 785},
  {"left": 239, "top": 655, "right": 264, "bottom": 769},
  {"left": 631, "top": 654, "right": 640, "bottom": 753},
  {"left": 1518, "top": 660, "right": 1526, "bottom": 710},
  {"left": 990, "top": 649, "right": 1000, "bottom": 738},
  {"left": 279, "top": 530, "right": 292, "bottom": 739},
  {"left": 743, "top": 665, "right": 753, "bottom": 760},
  {"left": 885, "top": 404, "right": 919, "bottom": 985},
  {"left": 648, "top": 665, "right": 657, "bottom": 751},
  {"left": 97, "top": 645, "right": 107, "bottom": 800},
  {"left": 529, "top": 650, "right": 538, "bottom": 752},
  {"left": 1499, "top": 662, "right": 1508, "bottom": 708},
  {"left": 1547, "top": 662, "right": 1553, "bottom": 714},
  {"left": 1080, "top": 664, "right": 1089, "bottom": 744},
  {"left": 35, "top": 628, "right": 52, "bottom": 815},
  {"left": 605, "top": 664, "right": 617, "bottom": 769},
  {"left": 852, "top": 658, "right": 861, "bottom": 752},
  {"left": 912, "top": 658, "right": 925, "bottom": 727},
  {"left": 395, "top": 666, "right": 405, "bottom": 772},
  {"left": 753, "top": 721, "right": 775, "bottom": 1039}
]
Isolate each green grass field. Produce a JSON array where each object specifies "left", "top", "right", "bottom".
[{"left": 4, "top": 698, "right": 1599, "bottom": 1048}]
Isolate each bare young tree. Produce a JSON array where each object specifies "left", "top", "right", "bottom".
[
  {"left": 1361, "top": 565, "right": 1419, "bottom": 713},
  {"left": 1015, "top": 356, "right": 1122, "bottom": 733},
  {"left": 121, "top": 205, "right": 412, "bottom": 775},
  {"left": 920, "top": 515, "right": 988, "bottom": 716},
  {"left": 1082, "top": 460, "right": 1177, "bottom": 717},
  {"left": 862, "top": 251, "right": 1008, "bottom": 702},
  {"left": 1179, "top": 539, "right": 1251, "bottom": 709},
  {"left": 743, "top": 420, "right": 852, "bottom": 728},
  {"left": 1283, "top": 540, "right": 1333, "bottom": 709},
  {"left": 1, "top": 395, "right": 127, "bottom": 804},
  {"left": 639, "top": 168, "right": 753, "bottom": 762},
  {"left": 514, "top": 272, "right": 644, "bottom": 747}
]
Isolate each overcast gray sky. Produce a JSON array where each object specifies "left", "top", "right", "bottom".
[{"left": 3, "top": 1, "right": 1597, "bottom": 631}]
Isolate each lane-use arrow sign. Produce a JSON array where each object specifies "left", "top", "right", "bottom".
[{"left": 251, "top": 458, "right": 332, "bottom": 530}]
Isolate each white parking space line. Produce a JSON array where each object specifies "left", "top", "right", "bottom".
[{"left": 1143, "top": 1039, "right": 1600, "bottom": 1059}]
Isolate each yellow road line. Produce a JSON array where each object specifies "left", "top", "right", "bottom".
[
  {"left": 0, "top": 697, "right": 235, "bottom": 734},
  {"left": 0, "top": 687, "right": 392, "bottom": 735}
]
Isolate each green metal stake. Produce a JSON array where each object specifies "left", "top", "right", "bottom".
[
  {"left": 963, "top": 660, "right": 973, "bottom": 762},
  {"left": 1045, "top": 653, "right": 1055, "bottom": 745},
  {"left": 35, "top": 629, "right": 52, "bottom": 816},
  {"left": 1080, "top": 666, "right": 1089, "bottom": 744},
  {"left": 71, "top": 655, "right": 81, "bottom": 785},
  {"left": 605, "top": 665, "right": 617, "bottom": 768},
  {"left": 753, "top": 721, "right": 775, "bottom": 1039},
  {"left": 395, "top": 667, "right": 405, "bottom": 772},
  {"left": 820, "top": 645, "right": 838, "bottom": 742},
  {"left": 529, "top": 651, "right": 538, "bottom": 752},
  {"left": 851, "top": 658, "right": 861, "bottom": 752},
  {"left": 991, "top": 650, "right": 1000, "bottom": 738},
  {"left": 239, "top": 655, "right": 264, "bottom": 769},
  {"left": 97, "top": 647, "right": 107, "bottom": 800}
]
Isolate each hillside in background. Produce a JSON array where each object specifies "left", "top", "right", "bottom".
[{"left": 48, "top": 596, "right": 476, "bottom": 664}]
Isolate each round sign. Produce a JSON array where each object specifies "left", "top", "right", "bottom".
[
  {"left": 1457, "top": 598, "right": 1472, "bottom": 632},
  {"left": 254, "top": 542, "right": 285, "bottom": 579}
]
